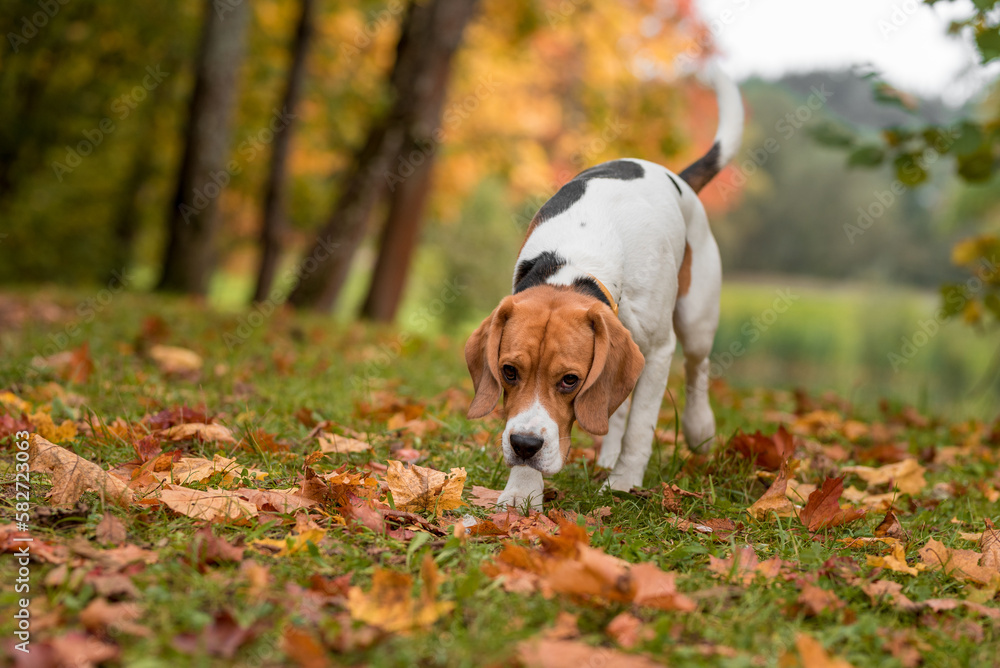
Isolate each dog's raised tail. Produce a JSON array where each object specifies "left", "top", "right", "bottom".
[{"left": 679, "top": 62, "right": 743, "bottom": 194}]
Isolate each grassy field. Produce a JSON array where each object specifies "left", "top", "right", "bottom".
[{"left": 0, "top": 287, "right": 998, "bottom": 667}]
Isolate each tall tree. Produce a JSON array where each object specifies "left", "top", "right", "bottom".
[
  {"left": 252, "top": 0, "right": 315, "bottom": 304},
  {"left": 286, "top": 0, "right": 479, "bottom": 312},
  {"left": 157, "top": 0, "right": 251, "bottom": 295}
]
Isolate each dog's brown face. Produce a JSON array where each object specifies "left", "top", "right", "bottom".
[{"left": 465, "top": 285, "right": 643, "bottom": 474}]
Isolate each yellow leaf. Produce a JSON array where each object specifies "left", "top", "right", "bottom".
[
  {"left": 746, "top": 461, "right": 797, "bottom": 520},
  {"left": 251, "top": 528, "right": 326, "bottom": 556},
  {"left": 841, "top": 459, "right": 926, "bottom": 496},
  {"left": 29, "top": 435, "right": 133, "bottom": 506},
  {"left": 348, "top": 555, "right": 453, "bottom": 633},
  {"left": 27, "top": 411, "right": 77, "bottom": 443},
  {"left": 866, "top": 542, "right": 922, "bottom": 576}
]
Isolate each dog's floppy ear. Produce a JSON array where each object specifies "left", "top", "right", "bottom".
[
  {"left": 465, "top": 296, "right": 515, "bottom": 419},
  {"left": 573, "top": 305, "right": 644, "bottom": 435}
]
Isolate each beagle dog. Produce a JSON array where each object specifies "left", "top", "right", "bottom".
[{"left": 465, "top": 64, "right": 744, "bottom": 510}]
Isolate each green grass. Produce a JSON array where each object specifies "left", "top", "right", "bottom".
[{"left": 0, "top": 287, "right": 998, "bottom": 667}]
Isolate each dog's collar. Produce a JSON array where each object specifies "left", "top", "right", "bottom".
[{"left": 589, "top": 274, "right": 619, "bottom": 317}]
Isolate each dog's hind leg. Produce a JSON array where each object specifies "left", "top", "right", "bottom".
[
  {"left": 595, "top": 396, "right": 630, "bottom": 469},
  {"left": 673, "top": 236, "right": 721, "bottom": 453}
]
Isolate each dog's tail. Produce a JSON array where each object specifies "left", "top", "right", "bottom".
[{"left": 679, "top": 62, "right": 743, "bottom": 194}]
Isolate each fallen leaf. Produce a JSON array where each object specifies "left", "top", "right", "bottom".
[
  {"left": 917, "top": 538, "right": 1000, "bottom": 586},
  {"left": 873, "top": 509, "right": 909, "bottom": 542},
  {"left": 80, "top": 598, "right": 151, "bottom": 637},
  {"left": 27, "top": 410, "right": 78, "bottom": 443},
  {"left": 979, "top": 520, "right": 1000, "bottom": 571},
  {"left": 237, "top": 487, "right": 316, "bottom": 513},
  {"left": 746, "top": 460, "right": 797, "bottom": 520},
  {"left": 29, "top": 434, "right": 134, "bottom": 506},
  {"left": 708, "top": 545, "right": 786, "bottom": 585},
  {"left": 468, "top": 485, "right": 503, "bottom": 508},
  {"left": 159, "top": 485, "right": 258, "bottom": 523},
  {"left": 347, "top": 554, "right": 453, "bottom": 632},
  {"left": 799, "top": 477, "right": 867, "bottom": 531},
  {"left": 49, "top": 631, "right": 119, "bottom": 667},
  {"left": 386, "top": 460, "right": 466, "bottom": 515},
  {"left": 781, "top": 633, "right": 855, "bottom": 668},
  {"left": 149, "top": 344, "right": 203, "bottom": 375},
  {"left": 318, "top": 431, "right": 371, "bottom": 453},
  {"left": 251, "top": 528, "right": 325, "bottom": 556},
  {"left": 794, "top": 583, "right": 846, "bottom": 616},
  {"left": 157, "top": 422, "right": 236, "bottom": 443},
  {"left": 190, "top": 526, "right": 245, "bottom": 566},
  {"left": 172, "top": 609, "right": 263, "bottom": 658},
  {"left": 862, "top": 579, "right": 922, "bottom": 612},
  {"left": 606, "top": 612, "right": 648, "bottom": 649},
  {"left": 517, "top": 638, "right": 665, "bottom": 668},
  {"left": 867, "top": 542, "right": 921, "bottom": 576},
  {"left": 543, "top": 611, "right": 580, "bottom": 641},
  {"left": 842, "top": 459, "right": 926, "bottom": 496},
  {"left": 95, "top": 512, "right": 126, "bottom": 545},
  {"left": 731, "top": 425, "right": 795, "bottom": 470},
  {"left": 282, "top": 626, "right": 330, "bottom": 668}
]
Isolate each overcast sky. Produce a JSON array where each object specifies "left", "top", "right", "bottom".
[{"left": 694, "top": 0, "right": 999, "bottom": 105}]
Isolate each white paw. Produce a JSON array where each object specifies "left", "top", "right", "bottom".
[
  {"left": 606, "top": 466, "right": 644, "bottom": 492},
  {"left": 497, "top": 466, "right": 544, "bottom": 512},
  {"left": 596, "top": 441, "right": 620, "bottom": 469},
  {"left": 682, "top": 410, "right": 716, "bottom": 453}
]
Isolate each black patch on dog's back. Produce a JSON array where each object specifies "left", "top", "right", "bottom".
[
  {"left": 514, "top": 251, "right": 566, "bottom": 293},
  {"left": 534, "top": 160, "right": 646, "bottom": 224},
  {"left": 572, "top": 276, "right": 613, "bottom": 310}
]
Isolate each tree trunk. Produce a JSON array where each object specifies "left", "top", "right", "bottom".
[
  {"left": 156, "top": 0, "right": 251, "bottom": 295},
  {"left": 252, "top": 0, "right": 315, "bottom": 304},
  {"left": 286, "top": 0, "right": 479, "bottom": 312}
]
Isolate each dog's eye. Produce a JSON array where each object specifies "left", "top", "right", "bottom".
[
  {"left": 501, "top": 365, "right": 518, "bottom": 383},
  {"left": 558, "top": 374, "right": 579, "bottom": 392}
]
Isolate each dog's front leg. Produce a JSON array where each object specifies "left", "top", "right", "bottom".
[
  {"left": 497, "top": 465, "right": 544, "bottom": 511},
  {"left": 596, "top": 396, "right": 630, "bottom": 469},
  {"left": 607, "top": 341, "right": 675, "bottom": 491}
]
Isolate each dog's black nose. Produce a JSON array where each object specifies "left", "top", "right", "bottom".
[{"left": 510, "top": 433, "right": 544, "bottom": 460}]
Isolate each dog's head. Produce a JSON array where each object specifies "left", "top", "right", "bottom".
[{"left": 465, "top": 285, "right": 644, "bottom": 474}]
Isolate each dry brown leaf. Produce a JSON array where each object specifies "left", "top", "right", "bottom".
[
  {"left": 282, "top": 626, "right": 330, "bottom": 668},
  {"left": 49, "top": 631, "right": 119, "bottom": 667},
  {"left": 861, "top": 579, "right": 922, "bottom": 612},
  {"left": 150, "top": 453, "right": 264, "bottom": 487},
  {"left": 917, "top": 538, "right": 1000, "bottom": 586},
  {"left": 251, "top": 528, "right": 326, "bottom": 556},
  {"left": 347, "top": 554, "right": 454, "bottom": 633},
  {"left": 979, "top": 521, "right": 1000, "bottom": 571},
  {"left": 730, "top": 425, "right": 795, "bottom": 470},
  {"left": 95, "top": 512, "right": 126, "bottom": 545},
  {"left": 842, "top": 459, "right": 926, "bottom": 496},
  {"left": 159, "top": 485, "right": 258, "bottom": 523},
  {"left": 873, "top": 509, "right": 909, "bottom": 542},
  {"left": 157, "top": 422, "right": 236, "bottom": 443},
  {"left": 468, "top": 485, "right": 503, "bottom": 508},
  {"left": 708, "top": 545, "right": 786, "bottom": 585},
  {"left": 317, "top": 431, "right": 371, "bottom": 453},
  {"left": 746, "top": 460, "right": 797, "bottom": 520},
  {"left": 386, "top": 460, "right": 466, "bottom": 515},
  {"left": 798, "top": 477, "right": 867, "bottom": 531},
  {"left": 795, "top": 583, "right": 845, "bottom": 616},
  {"left": 517, "top": 638, "right": 666, "bottom": 668},
  {"left": 237, "top": 488, "right": 316, "bottom": 513},
  {"left": 149, "top": 344, "right": 203, "bottom": 374},
  {"left": 80, "top": 598, "right": 151, "bottom": 637},
  {"left": 29, "top": 434, "right": 134, "bottom": 506},
  {"left": 606, "top": 612, "right": 650, "bottom": 649}
]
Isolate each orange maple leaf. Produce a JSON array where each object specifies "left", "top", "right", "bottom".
[{"left": 799, "top": 477, "right": 867, "bottom": 531}]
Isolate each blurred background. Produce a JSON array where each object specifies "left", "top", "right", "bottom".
[{"left": 1, "top": 0, "right": 998, "bottom": 416}]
